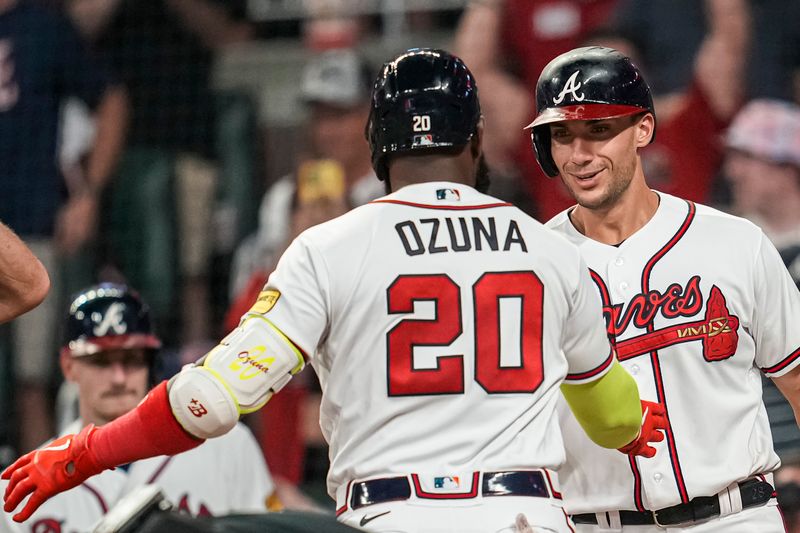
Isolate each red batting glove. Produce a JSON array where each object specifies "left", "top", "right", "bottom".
[
  {"left": 617, "top": 400, "right": 667, "bottom": 458},
  {"left": 2, "top": 381, "right": 202, "bottom": 522},
  {"left": 2, "top": 424, "right": 104, "bottom": 522}
]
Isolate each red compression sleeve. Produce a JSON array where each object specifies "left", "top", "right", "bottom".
[{"left": 89, "top": 381, "right": 204, "bottom": 468}]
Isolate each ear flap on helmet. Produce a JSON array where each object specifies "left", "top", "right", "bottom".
[{"left": 532, "top": 127, "right": 559, "bottom": 178}]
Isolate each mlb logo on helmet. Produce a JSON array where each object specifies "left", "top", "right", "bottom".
[
  {"left": 436, "top": 189, "right": 460, "bottom": 201},
  {"left": 413, "top": 134, "right": 434, "bottom": 146}
]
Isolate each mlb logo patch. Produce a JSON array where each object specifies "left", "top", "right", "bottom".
[
  {"left": 413, "top": 134, "right": 434, "bottom": 146},
  {"left": 436, "top": 188, "right": 460, "bottom": 201},
  {"left": 434, "top": 476, "right": 460, "bottom": 489}
]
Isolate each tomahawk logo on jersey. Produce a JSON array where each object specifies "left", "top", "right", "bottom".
[{"left": 592, "top": 274, "right": 740, "bottom": 362}]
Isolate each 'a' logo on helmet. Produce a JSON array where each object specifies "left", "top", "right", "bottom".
[
  {"left": 92, "top": 302, "right": 128, "bottom": 336},
  {"left": 553, "top": 70, "right": 585, "bottom": 105}
]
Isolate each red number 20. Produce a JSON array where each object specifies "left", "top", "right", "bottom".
[{"left": 386, "top": 272, "right": 544, "bottom": 396}]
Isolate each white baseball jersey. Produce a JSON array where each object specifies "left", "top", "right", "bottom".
[
  {"left": 123, "top": 422, "right": 274, "bottom": 516},
  {"left": 0, "top": 420, "right": 128, "bottom": 533},
  {"left": 0, "top": 421, "right": 273, "bottom": 532},
  {"left": 259, "top": 181, "right": 614, "bottom": 499},
  {"left": 547, "top": 191, "right": 800, "bottom": 513},
  {"left": 0, "top": 469, "right": 124, "bottom": 533}
]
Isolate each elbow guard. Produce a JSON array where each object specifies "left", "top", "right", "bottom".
[{"left": 169, "top": 316, "right": 305, "bottom": 439}]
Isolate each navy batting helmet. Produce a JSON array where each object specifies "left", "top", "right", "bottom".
[
  {"left": 61, "top": 283, "right": 162, "bottom": 358},
  {"left": 527, "top": 46, "right": 655, "bottom": 177},
  {"left": 365, "top": 48, "right": 481, "bottom": 181}
]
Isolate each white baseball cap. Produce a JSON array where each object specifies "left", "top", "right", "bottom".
[
  {"left": 300, "top": 49, "right": 371, "bottom": 108},
  {"left": 725, "top": 99, "right": 800, "bottom": 168}
]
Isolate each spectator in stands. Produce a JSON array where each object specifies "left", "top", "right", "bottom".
[
  {"left": 454, "top": 0, "right": 620, "bottom": 216},
  {"left": 722, "top": 98, "right": 800, "bottom": 529},
  {"left": 455, "top": 0, "right": 749, "bottom": 221},
  {"left": 0, "top": 0, "right": 129, "bottom": 453},
  {"left": 66, "top": 0, "right": 255, "bottom": 358},
  {"left": 230, "top": 48, "right": 381, "bottom": 297},
  {"left": 614, "top": 0, "right": 800, "bottom": 102},
  {"left": 723, "top": 99, "right": 800, "bottom": 287},
  {"left": 0, "top": 283, "right": 278, "bottom": 531}
]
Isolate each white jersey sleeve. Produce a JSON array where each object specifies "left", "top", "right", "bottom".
[
  {"left": 753, "top": 231, "right": 800, "bottom": 376},
  {"left": 562, "top": 256, "right": 615, "bottom": 384},
  {"left": 259, "top": 234, "right": 330, "bottom": 360}
]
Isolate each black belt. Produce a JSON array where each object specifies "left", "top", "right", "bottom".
[
  {"left": 350, "top": 470, "right": 551, "bottom": 510},
  {"left": 571, "top": 478, "right": 774, "bottom": 527}
]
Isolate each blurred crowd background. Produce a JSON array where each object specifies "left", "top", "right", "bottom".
[{"left": 2, "top": 0, "right": 800, "bottom": 527}]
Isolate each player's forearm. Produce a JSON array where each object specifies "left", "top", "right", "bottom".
[
  {"left": 89, "top": 381, "right": 203, "bottom": 469},
  {"left": 453, "top": 1, "right": 502, "bottom": 75},
  {"left": 165, "top": 0, "right": 253, "bottom": 48},
  {"left": 560, "top": 361, "right": 641, "bottom": 448},
  {"left": 697, "top": 0, "right": 750, "bottom": 119},
  {"left": 84, "top": 85, "right": 129, "bottom": 195},
  {"left": 772, "top": 366, "right": 800, "bottom": 430},
  {"left": 0, "top": 222, "right": 49, "bottom": 322}
]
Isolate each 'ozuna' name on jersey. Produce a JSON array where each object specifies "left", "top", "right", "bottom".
[{"left": 394, "top": 216, "right": 527, "bottom": 256}]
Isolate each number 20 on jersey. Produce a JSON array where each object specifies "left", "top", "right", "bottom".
[{"left": 386, "top": 271, "right": 544, "bottom": 396}]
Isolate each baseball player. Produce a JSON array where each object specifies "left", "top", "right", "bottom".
[
  {"left": 1, "top": 49, "right": 665, "bottom": 533},
  {"left": 0, "top": 283, "right": 276, "bottom": 532},
  {"left": 526, "top": 46, "right": 800, "bottom": 531}
]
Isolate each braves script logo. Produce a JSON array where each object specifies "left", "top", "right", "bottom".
[
  {"left": 595, "top": 275, "right": 739, "bottom": 362},
  {"left": 553, "top": 70, "right": 585, "bottom": 104},
  {"left": 91, "top": 302, "right": 127, "bottom": 336}
]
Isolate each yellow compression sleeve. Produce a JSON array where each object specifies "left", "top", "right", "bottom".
[{"left": 560, "top": 360, "right": 641, "bottom": 449}]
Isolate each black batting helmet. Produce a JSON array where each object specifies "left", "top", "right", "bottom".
[
  {"left": 365, "top": 48, "right": 481, "bottom": 181},
  {"left": 61, "top": 283, "right": 162, "bottom": 358},
  {"left": 527, "top": 46, "right": 655, "bottom": 177}
]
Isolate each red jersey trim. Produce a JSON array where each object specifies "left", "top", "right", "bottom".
[
  {"left": 81, "top": 482, "right": 110, "bottom": 514},
  {"left": 761, "top": 346, "right": 800, "bottom": 375},
  {"left": 564, "top": 347, "right": 614, "bottom": 381},
  {"left": 543, "top": 469, "right": 562, "bottom": 500},
  {"left": 635, "top": 199, "right": 696, "bottom": 508},
  {"left": 370, "top": 199, "right": 512, "bottom": 210},
  {"left": 146, "top": 456, "right": 174, "bottom": 484},
  {"left": 335, "top": 480, "right": 353, "bottom": 516},
  {"left": 411, "top": 472, "right": 480, "bottom": 499}
]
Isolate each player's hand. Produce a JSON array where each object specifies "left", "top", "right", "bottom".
[
  {"left": 2, "top": 424, "right": 104, "bottom": 522},
  {"left": 617, "top": 400, "right": 667, "bottom": 458}
]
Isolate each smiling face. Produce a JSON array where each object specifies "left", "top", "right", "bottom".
[{"left": 548, "top": 113, "right": 654, "bottom": 211}]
